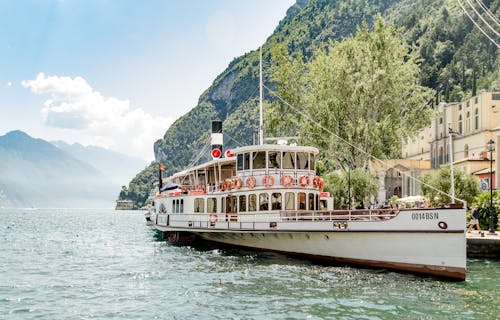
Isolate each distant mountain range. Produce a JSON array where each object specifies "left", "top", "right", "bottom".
[{"left": 0, "top": 130, "right": 146, "bottom": 208}]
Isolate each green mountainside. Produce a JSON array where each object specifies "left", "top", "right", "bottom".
[{"left": 121, "top": 0, "right": 499, "bottom": 208}]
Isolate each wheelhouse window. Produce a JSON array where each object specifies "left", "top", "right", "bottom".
[
  {"left": 194, "top": 198, "right": 204, "bottom": 213},
  {"left": 297, "top": 152, "right": 309, "bottom": 170},
  {"left": 253, "top": 151, "right": 266, "bottom": 169},
  {"left": 268, "top": 151, "right": 281, "bottom": 169},
  {"left": 284, "top": 192, "right": 295, "bottom": 210},
  {"left": 259, "top": 193, "right": 269, "bottom": 211},
  {"left": 249, "top": 194, "right": 257, "bottom": 211},
  {"left": 282, "top": 152, "right": 295, "bottom": 169},
  {"left": 244, "top": 153, "right": 251, "bottom": 170},
  {"left": 237, "top": 154, "right": 244, "bottom": 171},
  {"left": 207, "top": 198, "right": 217, "bottom": 213},
  {"left": 239, "top": 195, "right": 247, "bottom": 212},
  {"left": 320, "top": 199, "right": 327, "bottom": 210},
  {"left": 271, "top": 193, "right": 282, "bottom": 210}
]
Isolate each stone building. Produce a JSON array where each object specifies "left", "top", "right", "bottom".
[{"left": 400, "top": 91, "right": 499, "bottom": 196}]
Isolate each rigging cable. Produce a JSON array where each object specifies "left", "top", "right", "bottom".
[{"left": 465, "top": 0, "right": 499, "bottom": 36}]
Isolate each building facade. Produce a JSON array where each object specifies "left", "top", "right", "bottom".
[{"left": 401, "top": 91, "right": 499, "bottom": 195}]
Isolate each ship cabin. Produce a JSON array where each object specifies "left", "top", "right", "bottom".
[{"left": 155, "top": 144, "right": 333, "bottom": 223}]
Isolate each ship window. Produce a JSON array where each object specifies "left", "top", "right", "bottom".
[
  {"left": 308, "top": 193, "right": 314, "bottom": 210},
  {"left": 271, "top": 193, "right": 282, "bottom": 210},
  {"left": 282, "top": 152, "right": 295, "bottom": 169},
  {"left": 298, "top": 192, "right": 306, "bottom": 210},
  {"left": 320, "top": 199, "right": 327, "bottom": 210},
  {"left": 194, "top": 198, "right": 204, "bottom": 213},
  {"left": 253, "top": 151, "right": 266, "bottom": 169},
  {"left": 172, "top": 200, "right": 176, "bottom": 213},
  {"left": 259, "top": 193, "right": 269, "bottom": 211},
  {"left": 249, "top": 194, "right": 257, "bottom": 211},
  {"left": 310, "top": 154, "right": 315, "bottom": 170},
  {"left": 180, "top": 199, "right": 184, "bottom": 213},
  {"left": 244, "top": 153, "right": 251, "bottom": 170},
  {"left": 221, "top": 197, "right": 225, "bottom": 213},
  {"left": 268, "top": 151, "right": 281, "bottom": 169},
  {"left": 284, "top": 192, "right": 295, "bottom": 210},
  {"left": 237, "top": 154, "right": 244, "bottom": 171},
  {"left": 207, "top": 197, "right": 217, "bottom": 213},
  {"left": 297, "top": 152, "right": 309, "bottom": 170},
  {"left": 239, "top": 195, "right": 247, "bottom": 212}
]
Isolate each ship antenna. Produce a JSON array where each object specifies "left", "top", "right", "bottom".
[{"left": 259, "top": 46, "right": 264, "bottom": 145}]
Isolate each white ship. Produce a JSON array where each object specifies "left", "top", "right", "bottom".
[{"left": 151, "top": 49, "right": 466, "bottom": 280}]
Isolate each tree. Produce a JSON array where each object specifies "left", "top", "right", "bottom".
[
  {"left": 269, "top": 16, "right": 434, "bottom": 171},
  {"left": 472, "top": 191, "right": 500, "bottom": 231},
  {"left": 324, "top": 168, "right": 378, "bottom": 209},
  {"left": 421, "top": 165, "right": 480, "bottom": 207}
]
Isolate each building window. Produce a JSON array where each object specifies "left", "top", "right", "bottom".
[
  {"left": 439, "top": 117, "right": 443, "bottom": 124},
  {"left": 459, "top": 104, "right": 462, "bottom": 110},
  {"left": 466, "top": 111, "right": 470, "bottom": 133},
  {"left": 475, "top": 97, "right": 478, "bottom": 104},
  {"left": 458, "top": 115, "right": 463, "bottom": 134},
  {"left": 464, "top": 144, "right": 469, "bottom": 158},
  {"left": 474, "top": 109, "right": 479, "bottom": 130}
]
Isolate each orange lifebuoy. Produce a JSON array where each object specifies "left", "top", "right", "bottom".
[
  {"left": 262, "top": 175, "right": 274, "bottom": 188},
  {"left": 209, "top": 213, "right": 218, "bottom": 223},
  {"left": 219, "top": 181, "right": 225, "bottom": 191},
  {"left": 281, "top": 175, "right": 294, "bottom": 187},
  {"left": 225, "top": 179, "right": 233, "bottom": 190},
  {"left": 245, "top": 176, "right": 256, "bottom": 189},
  {"left": 299, "top": 175, "right": 310, "bottom": 187},
  {"left": 313, "top": 176, "right": 320, "bottom": 188},
  {"left": 318, "top": 177, "right": 325, "bottom": 190},
  {"left": 232, "top": 178, "right": 242, "bottom": 190}
]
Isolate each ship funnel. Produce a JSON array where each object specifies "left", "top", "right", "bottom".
[{"left": 211, "top": 120, "right": 223, "bottom": 159}]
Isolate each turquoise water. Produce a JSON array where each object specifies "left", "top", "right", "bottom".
[{"left": 1, "top": 209, "right": 498, "bottom": 319}]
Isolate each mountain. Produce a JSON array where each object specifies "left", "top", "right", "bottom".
[
  {"left": 51, "top": 141, "right": 146, "bottom": 187},
  {"left": 0, "top": 131, "right": 116, "bottom": 208},
  {"left": 121, "top": 0, "right": 499, "bottom": 208}
]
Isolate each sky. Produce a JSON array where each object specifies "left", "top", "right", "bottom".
[{"left": 0, "top": 0, "right": 295, "bottom": 161}]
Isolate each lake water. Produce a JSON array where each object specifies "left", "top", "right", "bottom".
[{"left": 1, "top": 208, "right": 498, "bottom": 319}]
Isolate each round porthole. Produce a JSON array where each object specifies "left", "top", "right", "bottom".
[{"left": 438, "top": 221, "right": 448, "bottom": 230}]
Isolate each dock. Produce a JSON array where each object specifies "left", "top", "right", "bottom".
[{"left": 466, "top": 231, "right": 500, "bottom": 259}]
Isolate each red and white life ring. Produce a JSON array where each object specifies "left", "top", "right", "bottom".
[
  {"left": 299, "top": 175, "right": 310, "bottom": 187},
  {"left": 262, "top": 175, "right": 275, "bottom": 188},
  {"left": 232, "top": 178, "right": 243, "bottom": 190},
  {"left": 209, "top": 213, "right": 218, "bottom": 223},
  {"left": 246, "top": 176, "right": 256, "bottom": 189},
  {"left": 281, "top": 175, "right": 294, "bottom": 187}
]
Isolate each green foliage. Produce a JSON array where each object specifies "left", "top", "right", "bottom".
[
  {"left": 123, "top": 0, "right": 499, "bottom": 204},
  {"left": 472, "top": 191, "right": 500, "bottom": 230},
  {"left": 324, "top": 168, "right": 378, "bottom": 209},
  {"left": 421, "top": 165, "right": 480, "bottom": 207},
  {"left": 270, "top": 17, "right": 433, "bottom": 170},
  {"left": 118, "top": 163, "right": 159, "bottom": 209}
]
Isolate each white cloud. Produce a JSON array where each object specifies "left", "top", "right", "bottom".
[
  {"left": 22, "top": 73, "right": 172, "bottom": 161},
  {"left": 5, "top": 81, "right": 12, "bottom": 87}
]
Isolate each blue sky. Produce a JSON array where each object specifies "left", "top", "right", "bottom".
[{"left": 0, "top": 0, "right": 294, "bottom": 160}]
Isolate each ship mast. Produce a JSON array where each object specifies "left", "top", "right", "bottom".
[{"left": 259, "top": 46, "right": 264, "bottom": 145}]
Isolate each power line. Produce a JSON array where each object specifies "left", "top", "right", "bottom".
[
  {"left": 475, "top": 0, "right": 500, "bottom": 27},
  {"left": 457, "top": 0, "right": 500, "bottom": 48},
  {"left": 466, "top": 0, "right": 499, "bottom": 37}
]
